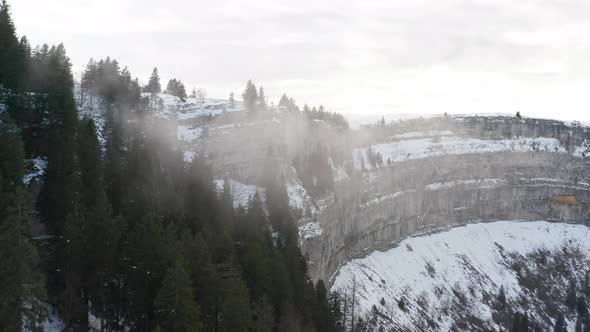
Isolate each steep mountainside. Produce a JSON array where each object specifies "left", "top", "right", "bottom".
[
  {"left": 332, "top": 221, "right": 590, "bottom": 331},
  {"left": 303, "top": 116, "right": 590, "bottom": 283},
  {"left": 75, "top": 92, "right": 590, "bottom": 332}
]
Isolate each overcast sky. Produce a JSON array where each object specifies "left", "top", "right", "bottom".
[{"left": 10, "top": 0, "right": 590, "bottom": 121}]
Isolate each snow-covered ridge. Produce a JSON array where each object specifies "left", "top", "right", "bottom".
[
  {"left": 353, "top": 135, "right": 587, "bottom": 170},
  {"left": 345, "top": 112, "right": 590, "bottom": 129},
  {"left": 424, "top": 178, "right": 506, "bottom": 190},
  {"left": 332, "top": 221, "right": 590, "bottom": 331},
  {"left": 145, "top": 93, "right": 243, "bottom": 120}
]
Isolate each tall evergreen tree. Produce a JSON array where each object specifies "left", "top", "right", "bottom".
[
  {"left": 568, "top": 279, "right": 578, "bottom": 310},
  {"left": 0, "top": 114, "right": 48, "bottom": 331},
  {"left": 242, "top": 80, "right": 257, "bottom": 112},
  {"left": 155, "top": 257, "right": 202, "bottom": 332},
  {"left": 554, "top": 314, "right": 566, "bottom": 332},
  {"left": 35, "top": 43, "right": 89, "bottom": 330},
  {"left": 144, "top": 67, "right": 161, "bottom": 94},
  {"left": 0, "top": 0, "right": 26, "bottom": 90},
  {"left": 228, "top": 92, "right": 235, "bottom": 108},
  {"left": 257, "top": 86, "right": 266, "bottom": 110},
  {"left": 165, "top": 78, "right": 187, "bottom": 100}
]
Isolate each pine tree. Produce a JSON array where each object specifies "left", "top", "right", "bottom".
[
  {"left": 329, "top": 291, "right": 345, "bottom": 331},
  {"left": 145, "top": 67, "right": 161, "bottom": 94},
  {"left": 228, "top": 92, "right": 235, "bottom": 108},
  {"left": 520, "top": 313, "right": 529, "bottom": 332},
  {"left": 0, "top": 113, "right": 48, "bottom": 331},
  {"left": 155, "top": 258, "right": 202, "bottom": 332},
  {"left": 0, "top": 0, "right": 26, "bottom": 90},
  {"left": 78, "top": 118, "right": 122, "bottom": 325},
  {"left": 242, "top": 80, "right": 257, "bottom": 112},
  {"left": 279, "top": 94, "right": 289, "bottom": 108},
  {"left": 577, "top": 296, "right": 588, "bottom": 318},
  {"left": 165, "top": 78, "right": 187, "bottom": 101},
  {"left": 554, "top": 314, "right": 565, "bottom": 332},
  {"left": 219, "top": 179, "right": 235, "bottom": 233},
  {"left": 34, "top": 44, "right": 89, "bottom": 329},
  {"left": 257, "top": 86, "right": 266, "bottom": 110},
  {"left": 511, "top": 312, "right": 521, "bottom": 332},
  {"left": 498, "top": 285, "right": 506, "bottom": 309},
  {"left": 568, "top": 279, "right": 578, "bottom": 310},
  {"left": 246, "top": 191, "right": 266, "bottom": 233},
  {"left": 213, "top": 262, "right": 253, "bottom": 331}
]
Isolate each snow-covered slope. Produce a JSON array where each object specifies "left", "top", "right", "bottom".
[
  {"left": 332, "top": 221, "right": 590, "bottom": 331},
  {"left": 146, "top": 93, "right": 244, "bottom": 120},
  {"left": 214, "top": 178, "right": 265, "bottom": 209},
  {"left": 353, "top": 134, "right": 589, "bottom": 170}
]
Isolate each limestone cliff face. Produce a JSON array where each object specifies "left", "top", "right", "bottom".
[
  {"left": 162, "top": 97, "right": 590, "bottom": 284},
  {"left": 301, "top": 116, "right": 590, "bottom": 282}
]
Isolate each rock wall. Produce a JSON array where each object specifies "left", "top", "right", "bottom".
[{"left": 302, "top": 116, "right": 590, "bottom": 282}]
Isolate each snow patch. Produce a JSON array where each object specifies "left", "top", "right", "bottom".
[
  {"left": 23, "top": 157, "right": 47, "bottom": 185},
  {"left": 183, "top": 151, "right": 196, "bottom": 163},
  {"left": 332, "top": 221, "right": 590, "bottom": 331},
  {"left": 214, "top": 179, "right": 265, "bottom": 208},
  {"left": 177, "top": 125, "right": 203, "bottom": 143},
  {"left": 391, "top": 130, "right": 454, "bottom": 140},
  {"left": 425, "top": 179, "right": 506, "bottom": 190},
  {"left": 299, "top": 221, "right": 323, "bottom": 239},
  {"left": 287, "top": 178, "right": 317, "bottom": 215}
]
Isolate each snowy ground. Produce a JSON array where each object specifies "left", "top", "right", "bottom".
[
  {"left": 353, "top": 135, "right": 584, "bottom": 170},
  {"left": 332, "top": 221, "right": 590, "bottom": 331},
  {"left": 147, "top": 93, "right": 243, "bottom": 120},
  {"left": 214, "top": 179, "right": 265, "bottom": 209},
  {"left": 177, "top": 125, "right": 203, "bottom": 143},
  {"left": 77, "top": 95, "right": 107, "bottom": 146},
  {"left": 23, "top": 157, "right": 47, "bottom": 185}
]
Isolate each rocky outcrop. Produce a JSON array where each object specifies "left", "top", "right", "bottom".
[{"left": 302, "top": 116, "right": 590, "bottom": 282}]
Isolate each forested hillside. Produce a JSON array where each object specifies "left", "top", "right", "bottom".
[{"left": 0, "top": 1, "right": 339, "bottom": 330}]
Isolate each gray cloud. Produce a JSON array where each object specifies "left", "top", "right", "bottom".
[{"left": 10, "top": 0, "right": 590, "bottom": 121}]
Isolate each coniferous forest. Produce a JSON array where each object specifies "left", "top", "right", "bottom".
[{"left": 0, "top": 1, "right": 341, "bottom": 330}]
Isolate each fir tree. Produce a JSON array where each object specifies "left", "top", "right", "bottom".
[
  {"left": 242, "top": 80, "right": 257, "bottom": 112},
  {"left": 568, "top": 279, "right": 578, "bottom": 310},
  {"left": 498, "top": 285, "right": 506, "bottom": 309},
  {"left": 145, "top": 67, "right": 161, "bottom": 94},
  {"left": 0, "top": 0, "right": 26, "bottom": 90},
  {"left": 329, "top": 291, "right": 345, "bottom": 331},
  {"left": 165, "top": 78, "right": 187, "bottom": 101},
  {"left": 554, "top": 314, "right": 565, "bottom": 332},
  {"left": 0, "top": 114, "right": 48, "bottom": 331},
  {"left": 228, "top": 92, "right": 235, "bottom": 108},
  {"left": 257, "top": 86, "right": 266, "bottom": 110},
  {"left": 155, "top": 258, "right": 202, "bottom": 332},
  {"left": 278, "top": 93, "right": 290, "bottom": 108}
]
